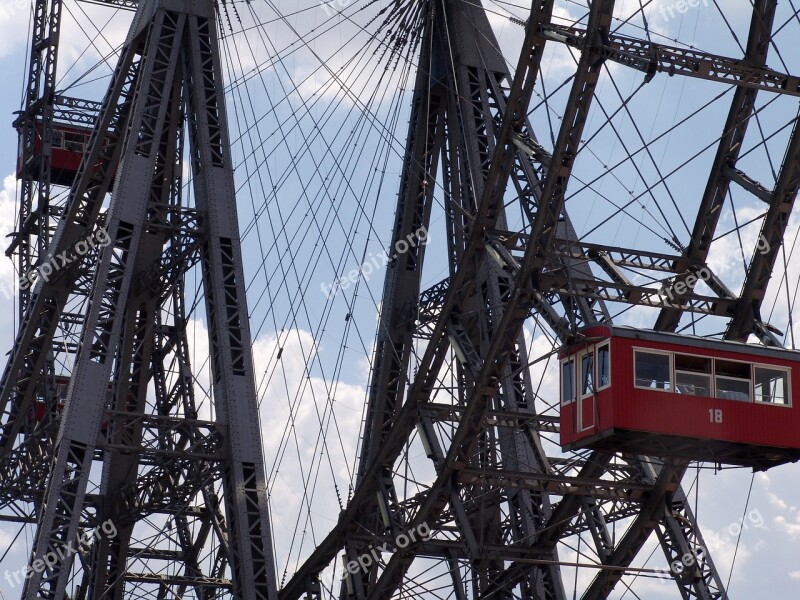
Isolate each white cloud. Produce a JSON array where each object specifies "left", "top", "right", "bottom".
[
  {"left": 0, "top": 174, "right": 19, "bottom": 299},
  {"left": 768, "top": 491, "right": 788, "bottom": 510},
  {"left": 702, "top": 527, "right": 753, "bottom": 583},
  {"left": 0, "top": 0, "right": 32, "bottom": 58},
  {"left": 773, "top": 513, "right": 800, "bottom": 539}
]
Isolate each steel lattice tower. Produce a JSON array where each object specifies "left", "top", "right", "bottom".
[
  {"left": 2, "top": 0, "right": 277, "bottom": 597},
  {"left": 2, "top": 0, "right": 800, "bottom": 598}
]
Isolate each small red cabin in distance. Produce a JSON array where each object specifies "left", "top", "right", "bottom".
[
  {"left": 16, "top": 121, "right": 109, "bottom": 187},
  {"left": 559, "top": 325, "right": 800, "bottom": 470},
  {"left": 32, "top": 375, "right": 71, "bottom": 421}
]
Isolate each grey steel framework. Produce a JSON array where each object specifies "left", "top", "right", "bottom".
[
  {"left": 0, "top": 0, "right": 798, "bottom": 598},
  {"left": 2, "top": 0, "right": 277, "bottom": 597}
]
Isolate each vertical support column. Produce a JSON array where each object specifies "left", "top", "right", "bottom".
[
  {"left": 88, "top": 63, "right": 186, "bottom": 600},
  {"left": 21, "top": 9, "right": 186, "bottom": 599},
  {"left": 14, "top": 0, "right": 63, "bottom": 317},
  {"left": 183, "top": 7, "right": 277, "bottom": 599}
]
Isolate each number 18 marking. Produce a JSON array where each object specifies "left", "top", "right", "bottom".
[{"left": 708, "top": 408, "right": 723, "bottom": 423}]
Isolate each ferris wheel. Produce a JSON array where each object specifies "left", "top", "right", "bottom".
[{"left": 0, "top": 0, "right": 799, "bottom": 598}]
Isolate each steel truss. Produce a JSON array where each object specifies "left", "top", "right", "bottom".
[
  {"left": 11, "top": 0, "right": 63, "bottom": 318},
  {"left": 282, "top": 0, "right": 799, "bottom": 598},
  {"left": 3, "top": 0, "right": 67, "bottom": 530},
  {"left": 4, "top": 0, "right": 141, "bottom": 528},
  {"left": 2, "top": 0, "right": 798, "bottom": 598},
  {"left": 2, "top": 0, "right": 277, "bottom": 598}
]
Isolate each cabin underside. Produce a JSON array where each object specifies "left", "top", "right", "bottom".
[{"left": 564, "top": 428, "right": 800, "bottom": 471}]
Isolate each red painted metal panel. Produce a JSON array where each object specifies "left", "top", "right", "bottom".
[
  {"left": 579, "top": 395, "right": 595, "bottom": 432},
  {"left": 559, "top": 326, "right": 800, "bottom": 467},
  {"left": 611, "top": 333, "right": 800, "bottom": 448},
  {"left": 561, "top": 401, "right": 576, "bottom": 443}
]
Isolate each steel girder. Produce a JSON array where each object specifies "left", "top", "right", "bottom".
[
  {"left": 4, "top": 0, "right": 66, "bottom": 526},
  {"left": 49, "top": 96, "right": 104, "bottom": 128},
  {"left": 337, "top": 0, "right": 580, "bottom": 597},
  {"left": 539, "top": 12, "right": 799, "bottom": 98},
  {"left": 417, "top": 242, "right": 747, "bottom": 324},
  {"left": 12, "top": 0, "right": 63, "bottom": 317},
  {"left": 726, "top": 112, "right": 800, "bottom": 341},
  {"left": 282, "top": 1, "right": 567, "bottom": 597},
  {"left": 80, "top": 0, "right": 139, "bottom": 9},
  {"left": 543, "top": 2, "right": 800, "bottom": 347},
  {"left": 655, "top": 0, "right": 780, "bottom": 339},
  {"left": 87, "top": 46, "right": 195, "bottom": 600},
  {"left": 340, "top": 9, "right": 446, "bottom": 597},
  {"left": 5, "top": 0, "right": 277, "bottom": 598},
  {"left": 0, "top": 0, "right": 133, "bottom": 521},
  {"left": 361, "top": 0, "right": 615, "bottom": 594},
  {"left": 415, "top": 1, "right": 566, "bottom": 595}
]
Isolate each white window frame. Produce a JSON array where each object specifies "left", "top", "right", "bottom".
[
  {"left": 596, "top": 342, "right": 611, "bottom": 392},
  {"left": 674, "top": 351, "right": 712, "bottom": 397},
  {"left": 753, "top": 364, "right": 793, "bottom": 408},
  {"left": 713, "top": 358, "right": 753, "bottom": 402},
  {"left": 633, "top": 348, "right": 673, "bottom": 393},
  {"left": 561, "top": 357, "right": 576, "bottom": 406},
  {"left": 579, "top": 347, "right": 596, "bottom": 399}
]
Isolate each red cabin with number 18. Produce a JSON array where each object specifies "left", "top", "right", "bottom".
[{"left": 559, "top": 325, "right": 800, "bottom": 470}]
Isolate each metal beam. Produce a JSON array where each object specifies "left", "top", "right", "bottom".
[
  {"left": 726, "top": 112, "right": 800, "bottom": 341},
  {"left": 18, "top": 1, "right": 277, "bottom": 598},
  {"left": 581, "top": 460, "right": 689, "bottom": 599},
  {"left": 655, "top": 0, "right": 779, "bottom": 333},
  {"left": 365, "top": 1, "right": 616, "bottom": 595},
  {"left": 541, "top": 8, "right": 797, "bottom": 97}
]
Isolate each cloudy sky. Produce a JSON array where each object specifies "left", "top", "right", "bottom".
[{"left": 0, "top": 0, "right": 799, "bottom": 597}]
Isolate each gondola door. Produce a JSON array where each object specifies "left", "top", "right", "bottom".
[{"left": 578, "top": 349, "right": 597, "bottom": 433}]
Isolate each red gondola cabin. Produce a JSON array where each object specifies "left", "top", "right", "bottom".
[
  {"left": 32, "top": 375, "right": 71, "bottom": 421},
  {"left": 16, "top": 121, "right": 104, "bottom": 187},
  {"left": 559, "top": 325, "right": 800, "bottom": 470}
]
